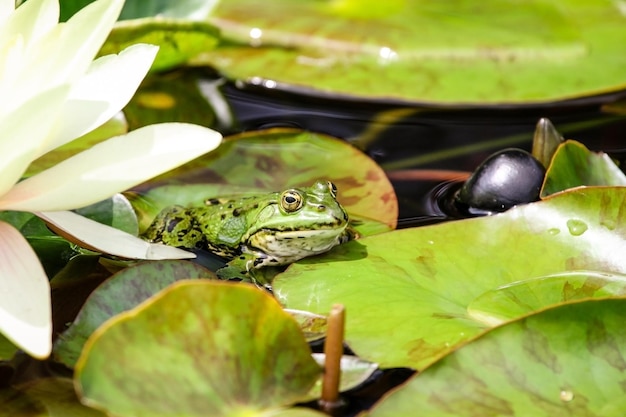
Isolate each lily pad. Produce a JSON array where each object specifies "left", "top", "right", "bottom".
[
  {"left": 75, "top": 281, "right": 321, "bottom": 417},
  {"left": 541, "top": 140, "right": 626, "bottom": 197},
  {"left": 101, "top": 18, "right": 220, "bottom": 71},
  {"left": 53, "top": 260, "right": 216, "bottom": 368},
  {"left": 367, "top": 299, "right": 626, "bottom": 417},
  {"left": 200, "top": 0, "right": 626, "bottom": 105},
  {"left": 274, "top": 187, "right": 626, "bottom": 369},
  {"left": 129, "top": 128, "right": 397, "bottom": 231},
  {"left": 467, "top": 271, "right": 626, "bottom": 326}
]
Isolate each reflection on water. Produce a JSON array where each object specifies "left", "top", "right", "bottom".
[{"left": 219, "top": 81, "right": 626, "bottom": 225}]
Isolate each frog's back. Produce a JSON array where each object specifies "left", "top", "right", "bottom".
[{"left": 190, "top": 193, "right": 277, "bottom": 257}]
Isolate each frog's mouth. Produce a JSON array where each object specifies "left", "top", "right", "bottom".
[
  {"left": 272, "top": 226, "right": 347, "bottom": 239},
  {"left": 249, "top": 222, "right": 348, "bottom": 241}
]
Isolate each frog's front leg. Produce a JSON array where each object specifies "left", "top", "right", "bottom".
[{"left": 217, "top": 251, "right": 274, "bottom": 288}]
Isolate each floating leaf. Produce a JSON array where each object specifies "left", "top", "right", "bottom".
[
  {"left": 467, "top": 270, "right": 626, "bottom": 326},
  {"left": 275, "top": 187, "right": 626, "bottom": 369},
  {"left": 54, "top": 260, "right": 216, "bottom": 368},
  {"left": 286, "top": 309, "right": 327, "bottom": 343},
  {"left": 202, "top": 0, "right": 626, "bottom": 104},
  {"left": 541, "top": 140, "right": 626, "bottom": 197},
  {"left": 130, "top": 128, "right": 397, "bottom": 232},
  {"left": 367, "top": 299, "right": 626, "bottom": 417},
  {"left": 101, "top": 19, "right": 220, "bottom": 71},
  {"left": 307, "top": 354, "right": 378, "bottom": 401},
  {"left": 75, "top": 281, "right": 321, "bottom": 417}
]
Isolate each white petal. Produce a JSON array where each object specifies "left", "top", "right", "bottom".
[
  {"left": 40, "top": 44, "right": 158, "bottom": 154},
  {"left": 42, "top": 0, "right": 123, "bottom": 84},
  {"left": 0, "top": 123, "right": 222, "bottom": 211},
  {"left": 0, "top": 221, "right": 51, "bottom": 359},
  {"left": 0, "top": 0, "right": 58, "bottom": 50},
  {"left": 0, "top": 84, "right": 69, "bottom": 197},
  {"left": 0, "top": 0, "right": 15, "bottom": 26},
  {"left": 36, "top": 211, "right": 196, "bottom": 260}
]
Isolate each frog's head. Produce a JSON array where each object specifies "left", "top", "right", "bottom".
[
  {"left": 253, "top": 180, "right": 349, "bottom": 233},
  {"left": 244, "top": 180, "right": 351, "bottom": 265}
]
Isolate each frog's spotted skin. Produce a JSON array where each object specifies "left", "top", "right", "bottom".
[{"left": 143, "top": 180, "right": 352, "bottom": 278}]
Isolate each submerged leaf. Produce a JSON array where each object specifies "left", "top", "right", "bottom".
[
  {"left": 368, "top": 299, "right": 626, "bottom": 417},
  {"left": 275, "top": 187, "right": 626, "bottom": 369},
  {"left": 75, "top": 281, "right": 321, "bottom": 417}
]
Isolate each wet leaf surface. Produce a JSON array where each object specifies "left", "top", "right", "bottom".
[
  {"left": 75, "top": 281, "right": 321, "bottom": 417},
  {"left": 54, "top": 260, "right": 216, "bottom": 368},
  {"left": 367, "top": 299, "right": 626, "bottom": 417},
  {"left": 274, "top": 187, "right": 626, "bottom": 369}
]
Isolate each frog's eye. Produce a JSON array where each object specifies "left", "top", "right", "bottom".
[
  {"left": 327, "top": 181, "right": 338, "bottom": 198},
  {"left": 281, "top": 190, "right": 303, "bottom": 212}
]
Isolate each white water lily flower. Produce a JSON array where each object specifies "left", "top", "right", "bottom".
[{"left": 0, "top": 0, "right": 222, "bottom": 359}]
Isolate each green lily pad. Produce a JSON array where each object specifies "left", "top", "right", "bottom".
[
  {"left": 200, "top": 0, "right": 626, "bottom": 104},
  {"left": 101, "top": 19, "right": 220, "bottom": 72},
  {"left": 274, "top": 187, "right": 626, "bottom": 369},
  {"left": 467, "top": 271, "right": 626, "bottom": 326},
  {"left": 367, "top": 299, "right": 626, "bottom": 417},
  {"left": 53, "top": 260, "right": 216, "bottom": 368},
  {"left": 129, "top": 128, "right": 397, "bottom": 232},
  {"left": 541, "top": 140, "right": 626, "bottom": 197},
  {"left": 75, "top": 281, "right": 321, "bottom": 417}
]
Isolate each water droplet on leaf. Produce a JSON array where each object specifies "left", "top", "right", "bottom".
[{"left": 566, "top": 219, "right": 588, "bottom": 236}]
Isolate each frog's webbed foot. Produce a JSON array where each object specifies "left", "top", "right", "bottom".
[{"left": 216, "top": 255, "right": 277, "bottom": 291}]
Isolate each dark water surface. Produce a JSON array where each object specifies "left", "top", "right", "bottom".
[{"left": 221, "top": 82, "right": 626, "bottom": 226}]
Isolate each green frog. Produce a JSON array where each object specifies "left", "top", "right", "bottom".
[{"left": 142, "top": 180, "right": 353, "bottom": 283}]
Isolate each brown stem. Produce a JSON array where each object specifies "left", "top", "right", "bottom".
[{"left": 320, "top": 303, "right": 345, "bottom": 414}]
